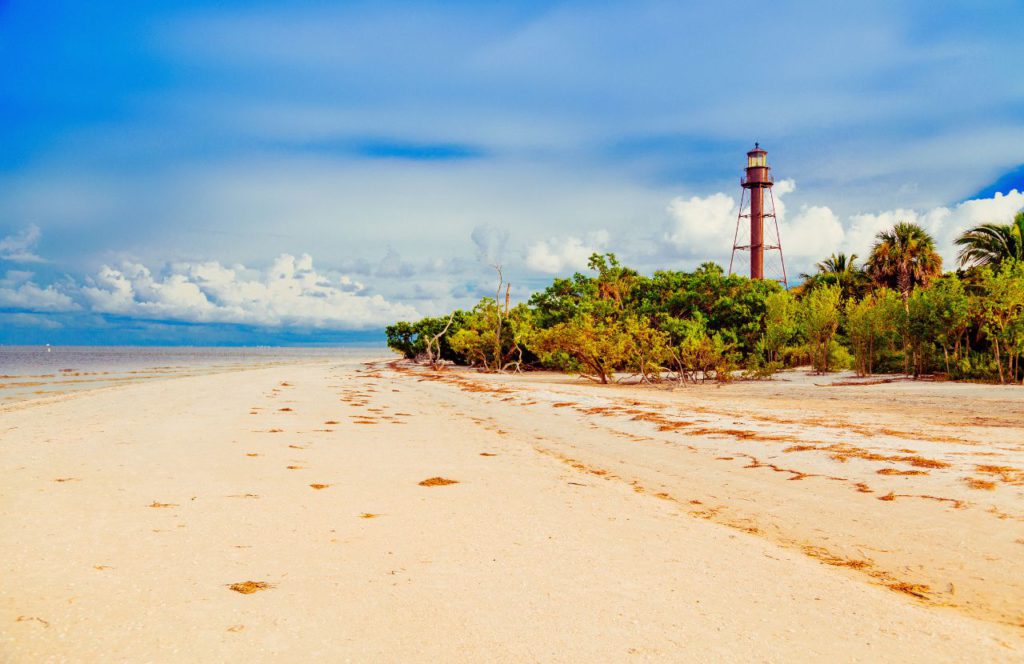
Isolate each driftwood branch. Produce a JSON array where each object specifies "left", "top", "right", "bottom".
[{"left": 426, "top": 310, "right": 456, "bottom": 370}]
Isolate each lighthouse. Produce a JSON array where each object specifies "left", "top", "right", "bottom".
[{"left": 729, "top": 143, "right": 787, "bottom": 284}]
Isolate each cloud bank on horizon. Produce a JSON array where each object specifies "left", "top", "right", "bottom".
[{"left": 1, "top": 1, "right": 1023, "bottom": 342}]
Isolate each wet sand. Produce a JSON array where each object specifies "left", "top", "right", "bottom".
[{"left": 1, "top": 358, "right": 1022, "bottom": 662}]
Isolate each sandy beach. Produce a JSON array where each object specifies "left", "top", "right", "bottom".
[{"left": 2, "top": 356, "right": 1022, "bottom": 662}]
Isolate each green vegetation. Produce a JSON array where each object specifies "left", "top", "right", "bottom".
[{"left": 387, "top": 214, "right": 1024, "bottom": 385}]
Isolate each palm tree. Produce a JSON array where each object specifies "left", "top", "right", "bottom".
[
  {"left": 865, "top": 222, "right": 942, "bottom": 302},
  {"left": 954, "top": 210, "right": 1024, "bottom": 269},
  {"left": 815, "top": 252, "right": 858, "bottom": 274},
  {"left": 799, "top": 253, "right": 868, "bottom": 300}
]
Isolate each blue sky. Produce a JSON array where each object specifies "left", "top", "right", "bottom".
[{"left": 2, "top": 0, "right": 1023, "bottom": 344}]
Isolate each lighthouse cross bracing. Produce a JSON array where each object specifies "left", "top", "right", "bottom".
[{"left": 728, "top": 144, "right": 788, "bottom": 286}]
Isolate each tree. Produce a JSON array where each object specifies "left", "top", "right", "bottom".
[
  {"left": 386, "top": 313, "right": 467, "bottom": 362},
  {"left": 907, "top": 276, "right": 970, "bottom": 376},
  {"left": 448, "top": 298, "right": 530, "bottom": 372},
  {"left": 955, "top": 210, "right": 1024, "bottom": 269},
  {"left": 845, "top": 289, "right": 901, "bottom": 376},
  {"left": 865, "top": 222, "right": 943, "bottom": 302},
  {"left": 587, "top": 252, "right": 639, "bottom": 308},
  {"left": 424, "top": 311, "right": 456, "bottom": 369},
  {"left": 666, "top": 316, "right": 738, "bottom": 383},
  {"left": 974, "top": 262, "right": 1024, "bottom": 383},
  {"left": 758, "top": 290, "right": 798, "bottom": 369},
  {"left": 530, "top": 314, "right": 640, "bottom": 384},
  {"left": 800, "top": 252, "right": 869, "bottom": 301},
  {"left": 799, "top": 284, "right": 842, "bottom": 373}
]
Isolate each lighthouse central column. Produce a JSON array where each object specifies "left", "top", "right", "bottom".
[{"left": 749, "top": 185, "right": 764, "bottom": 280}]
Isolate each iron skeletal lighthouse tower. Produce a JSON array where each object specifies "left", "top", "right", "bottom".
[{"left": 729, "top": 144, "right": 787, "bottom": 284}]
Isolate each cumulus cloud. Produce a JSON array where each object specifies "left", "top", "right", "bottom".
[
  {"left": 664, "top": 181, "right": 1024, "bottom": 274},
  {"left": 663, "top": 179, "right": 843, "bottom": 261},
  {"left": 665, "top": 193, "right": 737, "bottom": 256},
  {"left": 0, "top": 270, "right": 79, "bottom": 312},
  {"left": 80, "top": 253, "right": 418, "bottom": 328},
  {"left": 0, "top": 224, "right": 45, "bottom": 263},
  {"left": 842, "top": 189, "right": 1024, "bottom": 264},
  {"left": 526, "top": 230, "right": 610, "bottom": 274}
]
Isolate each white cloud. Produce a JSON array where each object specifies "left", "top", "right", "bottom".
[
  {"left": 663, "top": 181, "right": 1024, "bottom": 275},
  {"left": 841, "top": 189, "right": 1024, "bottom": 266},
  {"left": 526, "top": 230, "right": 610, "bottom": 274},
  {"left": 80, "top": 253, "right": 418, "bottom": 328},
  {"left": 779, "top": 205, "right": 846, "bottom": 260},
  {"left": 0, "top": 271, "right": 79, "bottom": 312},
  {"left": 663, "top": 180, "right": 838, "bottom": 261},
  {"left": 0, "top": 224, "right": 44, "bottom": 263},
  {"left": 664, "top": 193, "right": 737, "bottom": 255}
]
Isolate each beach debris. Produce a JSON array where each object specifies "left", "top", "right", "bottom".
[
  {"left": 53, "top": 477, "right": 79, "bottom": 482},
  {"left": 877, "top": 468, "right": 928, "bottom": 476},
  {"left": 963, "top": 477, "right": 996, "bottom": 490},
  {"left": 975, "top": 464, "right": 1023, "bottom": 484},
  {"left": 227, "top": 624, "right": 245, "bottom": 632},
  {"left": 418, "top": 477, "right": 459, "bottom": 487},
  {"left": 227, "top": 493, "right": 260, "bottom": 499},
  {"left": 887, "top": 582, "right": 930, "bottom": 598},
  {"left": 801, "top": 545, "right": 872, "bottom": 570},
  {"left": 148, "top": 501, "right": 178, "bottom": 508},
  {"left": 278, "top": 407, "right": 293, "bottom": 412},
  {"left": 227, "top": 581, "right": 273, "bottom": 594},
  {"left": 286, "top": 465, "right": 304, "bottom": 470},
  {"left": 266, "top": 428, "right": 284, "bottom": 433},
  {"left": 324, "top": 420, "right": 340, "bottom": 425},
  {"left": 15, "top": 616, "right": 49, "bottom": 628},
  {"left": 359, "top": 513, "right": 381, "bottom": 519},
  {"left": 93, "top": 565, "right": 113, "bottom": 570},
  {"left": 878, "top": 492, "right": 896, "bottom": 501},
  {"left": 309, "top": 483, "right": 330, "bottom": 490},
  {"left": 245, "top": 453, "right": 260, "bottom": 457},
  {"left": 479, "top": 452, "right": 498, "bottom": 457}
]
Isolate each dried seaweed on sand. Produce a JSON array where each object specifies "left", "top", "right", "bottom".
[
  {"left": 419, "top": 477, "right": 459, "bottom": 487},
  {"left": 227, "top": 581, "right": 273, "bottom": 594}
]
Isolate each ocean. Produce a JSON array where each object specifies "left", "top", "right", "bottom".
[{"left": 0, "top": 345, "right": 389, "bottom": 405}]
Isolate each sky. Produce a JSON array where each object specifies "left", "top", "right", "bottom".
[{"left": 2, "top": 0, "right": 1023, "bottom": 345}]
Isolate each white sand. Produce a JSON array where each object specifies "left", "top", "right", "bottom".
[{"left": 1, "top": 358, "right": 1021, "bottom": 662}]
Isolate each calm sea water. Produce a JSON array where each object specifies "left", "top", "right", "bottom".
[{"left": 0, "top": 345, "right": 391, "bottom": 404}]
